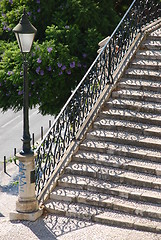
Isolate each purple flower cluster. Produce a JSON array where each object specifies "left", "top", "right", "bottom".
[
  {"left": 57, "top": 63, "right": 66, "bottom": 76},
  {"left": 32, "top": 52, "right": 36, "bottom": 57},
  {"left": 2, "top": 13, "right": 6, "bottom": 17},
  {"left": 70, "top": 61, "right": 75, "bottom": 68},
  {"left": 7, "top": 71, "right": 14, "bottom": 76},
  {"left": 66, "top": 70, "right": 71, "bottom": 75},
  {"left": 40, "top": 70, "right": 44, "bottom": 76},
  {"left": 36, "top": 66, "right": 44, "bottom": 76},
  {"left": 57, "top": 62, "right": 62, "bottom": 68},
  {"left": 37, "top": 57, "right": 42, "bottom": 63},
  {"left": 82, "top": 53, "right": 87, "bottom": 58},
  {"left": 47, "top": 47, "right": 52, "bottom": 53},
  {"left": 36, "top": 66, "right": 41, "bottom": 74},
  {"left": 56, "top": 61, "right": 77, "bottom": 76},
  {"left": 61, "top": 65, "right": 66, "bottom": 71},
  {"left": 1, "top": 14, "right": 9, "bottom": 34},
  {"left": 34, "top": 57, "right": 79, "bottom": 78},
  {"left": 35, "top": 45, "right": 40, "bottom": 51},
  {"left": 47, "top": 66, "right": 52, "bottom": 71},
  {"left": 18, "top": 90, "right": 23, "bottom": 95},
  {"left": 27, "top": 12, "right": 32, "bottom": 16},
  {"left": 9, "top": 0, "right": 13, "bottom": 4},
  {"left": 2, "top": 23, "right": 11, "bottom": 31}
]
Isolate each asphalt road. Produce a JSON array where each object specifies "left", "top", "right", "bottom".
[{"left": 0, "top": 107, "right": 55, "bottom": 163}]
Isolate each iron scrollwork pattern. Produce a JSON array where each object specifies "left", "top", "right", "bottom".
[{"left": 35, "top": 0, "right": 161, "bottom": 197}]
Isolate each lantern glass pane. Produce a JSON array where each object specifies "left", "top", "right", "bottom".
[{"left": 15, "top": 33, "right": 35, "bottom": 53}]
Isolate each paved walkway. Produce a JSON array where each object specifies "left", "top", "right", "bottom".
[{"left": 0, "top": 163, "right": 161, "bottom": 240}]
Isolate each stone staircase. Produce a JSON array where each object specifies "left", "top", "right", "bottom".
[{"left": 44, "top": 27, "right": 161, "bottom": 232}]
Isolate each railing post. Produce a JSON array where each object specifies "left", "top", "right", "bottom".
[
  {"left": 108, "top": 41, "right": 113, "bottom": 84},
  {"left": 4, "top": 156, "right": 6, "bottom": 173},
  {"left": 41, "top": 126, "right": 43, "bottom": 140},
  {"left": 32, "top": 133, "right": 35, "bottom": 148},
  {"left": 14, "top": 148, "right": 17, "bottom": 165},
  {"left": 49, "top": 120, "right": 51, "bottom": 128},
  {"left": 108, "top": 42, "right": 111, "bottom": 81},
  {"left": 138, "top": 0, "right": 144, "bottom": 32}
]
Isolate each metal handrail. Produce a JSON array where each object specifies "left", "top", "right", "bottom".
[{"left": 35, "top": 0, "right": 161, "bottom": 197}]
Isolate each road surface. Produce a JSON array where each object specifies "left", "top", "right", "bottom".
[{"left": 0, "top": 107, "right": 55, "bottom": 163}]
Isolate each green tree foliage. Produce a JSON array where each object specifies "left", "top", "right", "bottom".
[
  {"left": 115, "top": 0, "right": 133, "bottom": 17},
  {"left": 0, "top": 0, "right": 120, "bottom": 115}
]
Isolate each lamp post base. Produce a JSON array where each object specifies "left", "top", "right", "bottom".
[
  {"left": 9, "top": 152, "right": 43, "bottom": 221},
  {"left": 10, "top": 208, "right": 43, "bottom": 221},
  {"left": 16, "top": 198, "right": 39, "bottom": 213}
]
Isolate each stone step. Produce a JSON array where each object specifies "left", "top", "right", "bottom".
[
  {"left": 65, "top": 162, "right": 161, "bottom": 189},
  {"left": 80, "top": 139, "right": 161, "bottom": 163},
  {"left": 141, "top": 40, "right": 161, "bottom": 50},
  {"left": 125, "top": 68, "right": 161, "bottom": 80},
  {"left": 100, "top": 107, "right": 161, "bottom": 126},
  {"left": 106, "top": 98, "right": 161, "bottom": 116},
  {"left": 58, "top": 174, "right": 161, "bottom": 204},
  {"left": 148, "top": 28, "right": 161, "bottom": 41},
  {"left": 112, "top": 89, "right": 161, "bottom": 103},
  {"left": 45, "top": 199, "right": 161, "bottom": 233},
  {"left": 118, "top": 78, "right": 161, "bottom": 92},
  {"left": 136, "top": 50, "right": 161, "bottom": 60},
  {"left": 130, "top": 59, "right": 161, "bottom": 70},
  {"left": 44, "top": 27, "right": 161, "bottom": 233},
  {"left": 49, "top": 187, "right": 161, "bottom": 220},
  {"left": 73, "top": 151, "right": 161, "bottom": 175},
  {"left": 86, "top": 129, "right": 161, "bottom": 150},
  {"left": 94, "top": 116, "right": 161, "bottom": 138}
]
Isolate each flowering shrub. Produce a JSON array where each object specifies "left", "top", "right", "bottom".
[
  {"left": 0, "top": 39, "right": 81, "bottom": 114},
  {"left": 0, "top": 0, "right": 57, "bottom": 40},
  {"left": 0, "top": 0, "right": 119, "bottom": 115},
  {"left": 0, "top": 41, "right": 23, "bottom": 111}
]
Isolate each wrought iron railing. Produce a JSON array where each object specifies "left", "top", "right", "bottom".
[{"left": 35, "top": 0, "right": 161, "bottom": 197}]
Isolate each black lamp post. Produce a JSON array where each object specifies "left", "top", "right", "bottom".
[{"left": 13, "top": 9, "right": 37, "bottom": 155}]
